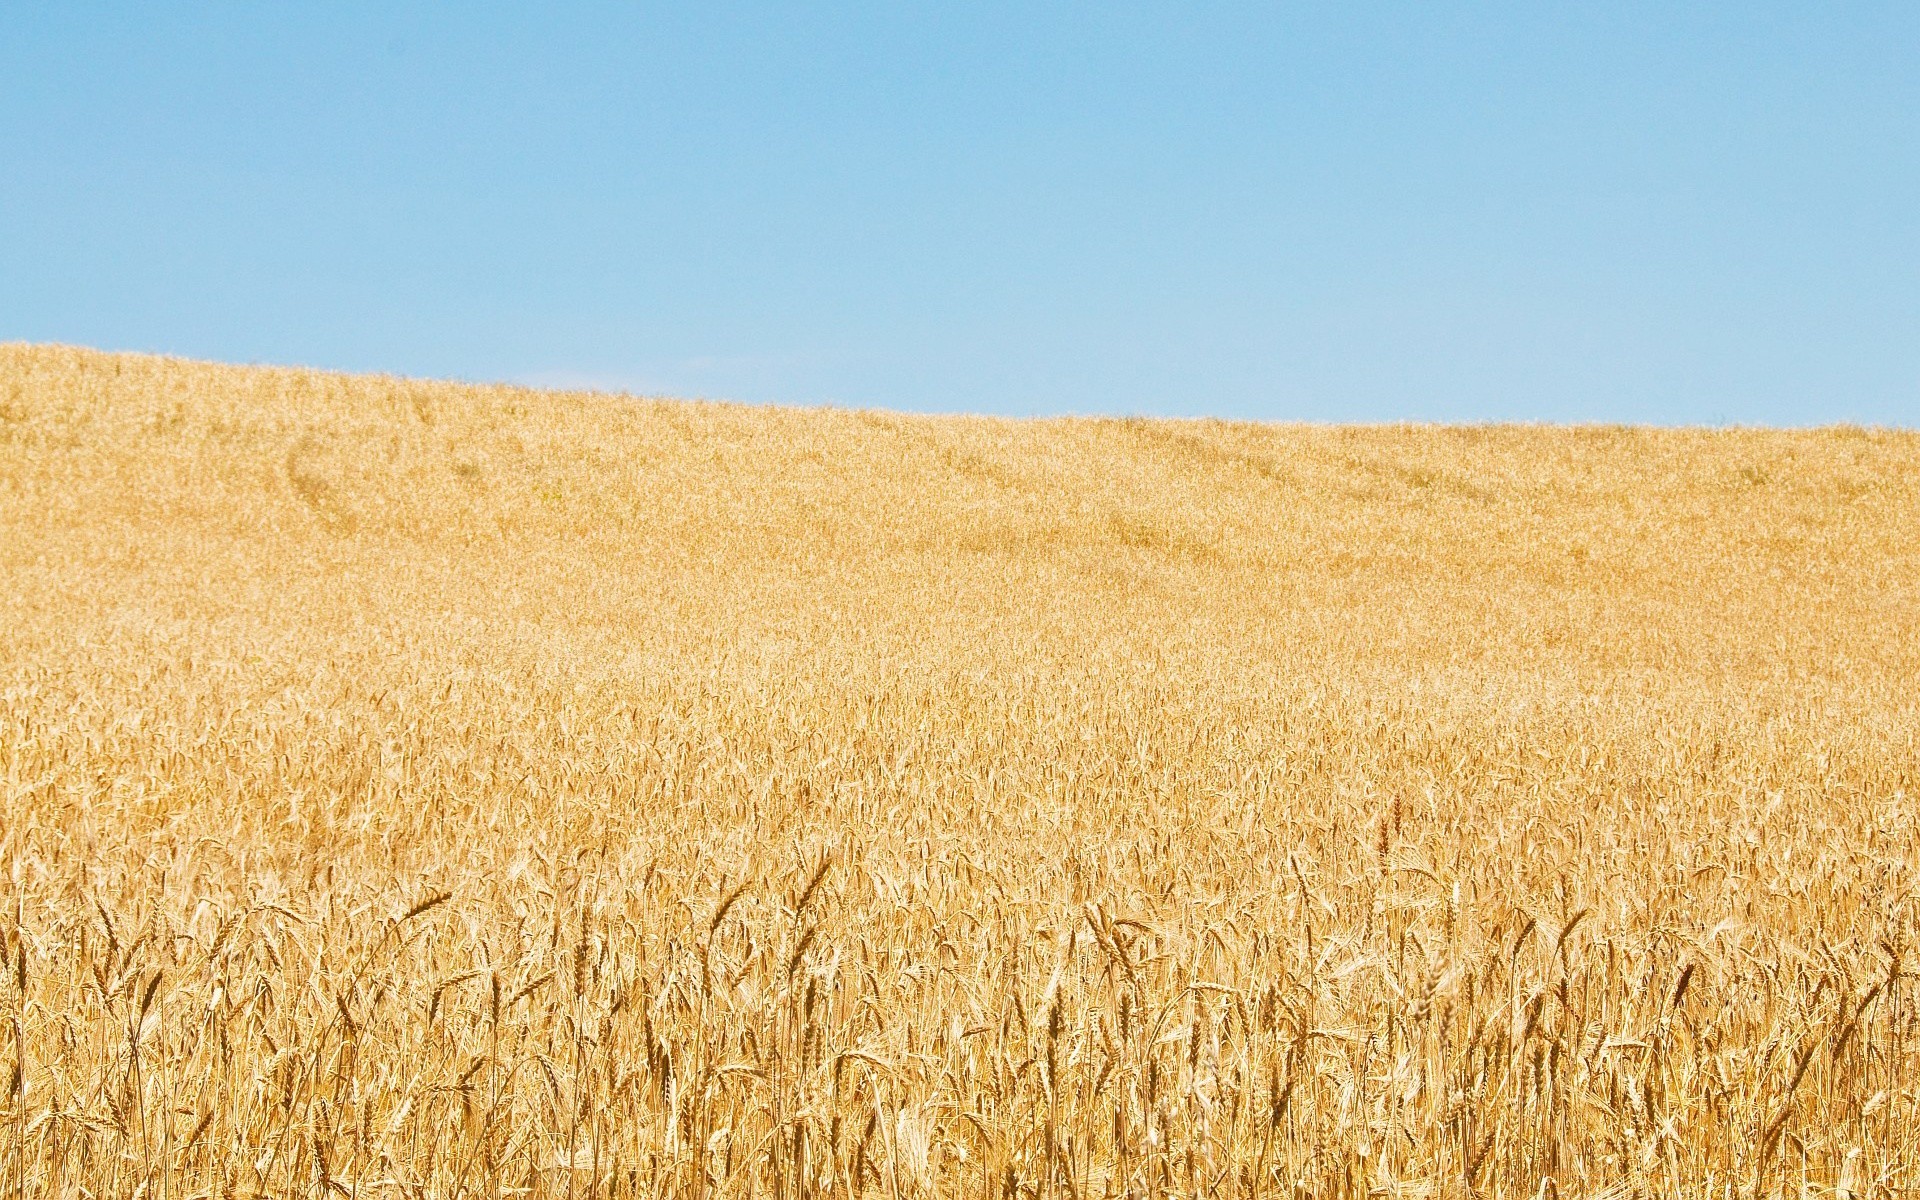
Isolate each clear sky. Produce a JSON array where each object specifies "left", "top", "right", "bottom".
[{"left": 3, "top": 5, "right": 1915, "bottom": 423}]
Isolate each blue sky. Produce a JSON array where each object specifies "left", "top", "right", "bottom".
[{"left": 3, "top": 4, "right": 1915, "bottom": 423}]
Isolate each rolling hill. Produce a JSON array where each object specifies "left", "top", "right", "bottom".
[{"left": 3, "top": 342, "right": 1918, "bottom": 1197}]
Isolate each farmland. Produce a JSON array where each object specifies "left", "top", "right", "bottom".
[{"left": 2, "top": 343, "right": 1918, "bottom": 1197}]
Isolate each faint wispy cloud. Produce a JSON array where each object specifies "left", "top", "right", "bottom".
[
  {"left": 512, "top": 369, "right": 671, "bottom": 396},
  {"left": 513, "top": 353, "right": 849, "bottom": 404}
]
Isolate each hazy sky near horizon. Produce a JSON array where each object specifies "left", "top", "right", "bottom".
[{"left": 3, "top": 5, "right": 1916, "bottom": 423}]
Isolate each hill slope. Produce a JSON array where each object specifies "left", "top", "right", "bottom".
[{"left": 4, "top": 343, "right": 1919, "bottom": 1196}]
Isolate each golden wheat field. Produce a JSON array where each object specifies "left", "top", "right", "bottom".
[{"left": 2, "top": 343, "right": 1918, "bottom": 1199}]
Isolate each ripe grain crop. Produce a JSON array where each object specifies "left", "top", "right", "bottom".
[{"left": 2, "top": 343, "right": 1918, "bottom": 1198}]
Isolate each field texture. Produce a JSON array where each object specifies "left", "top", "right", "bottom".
[{"left": 2, "top": 343, "right": 1919, "bottom": 1199}]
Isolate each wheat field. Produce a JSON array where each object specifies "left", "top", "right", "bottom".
[{"left": 2, "top": 343, "right": 1918, "bottom": 1199}]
